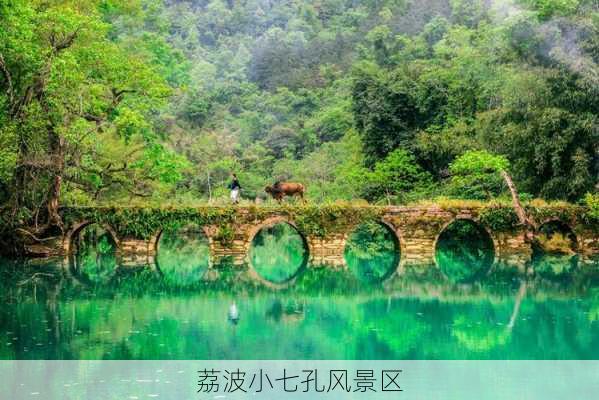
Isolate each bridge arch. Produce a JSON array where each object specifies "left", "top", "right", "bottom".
[
  {"left": 433, "top": 217, "right": 498, "bottom": 280},
  {"left": 246, "top": 216, "right": 309, "bottom": 285},
  {"left": 151, "top": 224, "right": 214, "bottom": 270},
  {"left": 535, "top": 219, "right": 578, "bottom": 252},
  {"left": 343, "top": 218, "right": 404, "bottom": 281},
  {"left": 64, "top": 221, "right": 119, "bottom": 255},
  {"left": 64, "top": 221, "right": 120, "bottom": 284},
  {"left": 150, "top": 225, "right": 214, "bottom": 255},
  {"left": 380, "top": 218, "right": 405, "bottom": 273},
  {"left": 245, "top": 216, "right": 307, "bottom": 249}
]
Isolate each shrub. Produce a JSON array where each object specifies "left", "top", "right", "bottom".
[
  {"left": 535, "top": 233, "right": 575, "bottom": 255},
  {"left": 448, "top": 150, "right": 510, "bottom": 200},
  {"left": 585, "top": 193, "right": 599, "bottom": 221}
]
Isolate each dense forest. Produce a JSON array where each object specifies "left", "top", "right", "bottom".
[{"left": 0, "top": 0, "right": 598, "bottom": 227}]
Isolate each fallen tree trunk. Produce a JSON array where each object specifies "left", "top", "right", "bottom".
[{"left": 501, "top": 169, "right": 536, "bottom": 241}]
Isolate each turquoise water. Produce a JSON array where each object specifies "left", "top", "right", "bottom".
[
  {"left": 249, "top": 223, "right": 308, "bottom": 282},
  {"left": 156, "top": 225, "right": 211, "bottom": 286},
  {"left": 0, "top": 222, "right": 598, "bottom": 360},
  {"left": 344, "top": 221, "right": 399, "bottom": 282}
]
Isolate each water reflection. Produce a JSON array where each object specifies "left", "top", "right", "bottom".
[
  {"left": 435, "top": 219, "right": 495, "bottom": 282},
  {"left": 265, "top": 299, "right": 305, "bottom": 324},
  {"left": 0, "top": 257, "right": 599, "bottom": 360},
  {"left": 156, "top": 226, "right": 210, "bottom": 286},
  {"left": 533, "top": 254, "right": 579, "bottom": 280},
  {"left": 344, "top": 222, "right": 399, "bottom": 282},
  {"left": 70, "top": 224, "right": 117, "bottom": 284},
  {"left": 532, "top": 221, "right": 579, "bottom": 280},
  {"left": 228, "top": 302, "right": 240, "bottom": 325},
  {"left": 249, "top": 223, "right": 308, "bottom": 283}
]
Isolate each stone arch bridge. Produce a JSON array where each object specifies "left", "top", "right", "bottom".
[{"left": 46, "top": 205, "right": 599, "bottom": 272}]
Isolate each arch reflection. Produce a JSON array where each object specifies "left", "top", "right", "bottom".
[
  {"left": 344, "top": 221, "right": 400, "bottom": 282},
  {"left": 249, "top": 222, "right": 308, "bottom": 283},
  {"left": 156, "top": 225, "right": 211, "bottom": 286},
  {"left": 70, "top": 223, "right": 118, "bottom": 284},
  {"left": 435, "top": 219, "right": 495, "bottom": 282}
]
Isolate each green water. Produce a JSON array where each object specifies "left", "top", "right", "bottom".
[
  {"left": 344, "top": 221, "right": 399, "bottom": 282},
  {"left": 435, "top": 219, "right": 495, "bottom": 282},
  {"left": 0, "top": 222, "right": 598, "bottom": 360},
  {"left": 155, "top": 226, "right": 211, "bottom": 285},
  {"left": 249, "top": 223, "right": 308, "bottom": 282},
  {"left": 70, "top": 225, "right": 118, "bottom": 285}
]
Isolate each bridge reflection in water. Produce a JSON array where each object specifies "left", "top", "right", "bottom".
[
  {"left": 5, "top": 206, "right": 596, "bottom": 360},
  {"left": 0, "top": 253, "right": 598, "bottom": 360},
  {"left": 155, "top": 225, "right": 211, "bottom": 286},
  {"left": 0, "top": 208, "right": 599, "bottom": 359},
  {"left": 63, "top": 216, "right": 591, "bottom": 287},
  {"left": 54, "top": 206, "right": 599, "bottom": 281}
]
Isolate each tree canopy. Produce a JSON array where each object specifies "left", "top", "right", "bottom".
[{"left": 0, "top": 0, "right": 597, "bottom": 233}]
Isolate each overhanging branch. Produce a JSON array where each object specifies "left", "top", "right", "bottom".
[{"left": 0, "top": 52, "right": 14, "bottom": 105}]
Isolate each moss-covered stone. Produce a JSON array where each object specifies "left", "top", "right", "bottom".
[{"left": 60, "top": 205, "right": 385, "bottom": 239}]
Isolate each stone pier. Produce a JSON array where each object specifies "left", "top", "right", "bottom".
[{"left": 306, "top": 233, "right": 348, "bottom": 268}]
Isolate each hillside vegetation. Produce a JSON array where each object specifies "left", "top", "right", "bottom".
[{"left": 0, "top": 0, "right": 597, "bottom": 227}]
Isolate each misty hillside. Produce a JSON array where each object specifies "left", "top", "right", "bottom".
[
  {"left": 146, "top": 0, "right": 598, "bottom": 201},
  {"left": 1, "top": 0, "right": 598, "bottom": 213}
]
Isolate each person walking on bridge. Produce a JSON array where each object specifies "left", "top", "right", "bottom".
[{"left": 228, "top": 173, "right": 242, "bottom": 204}]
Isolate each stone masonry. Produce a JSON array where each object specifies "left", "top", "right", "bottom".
[{"left": 59, "top": 205, "right": 598, "bottom": 273}]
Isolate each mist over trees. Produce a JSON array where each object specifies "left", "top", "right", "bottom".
[{"left": 1, "top": 0, "right": 598, "bottom": 220}]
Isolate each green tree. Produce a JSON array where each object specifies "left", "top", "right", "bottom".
[
  {"left": 478, "top": 68, "right": 598, "bottom": 201},
  {"left": 352, "top": 62, "right": 422, "bottom": 165},
  {"left": 0, "top": 0, "right": 184, "bottom": 232},
  {"left": 447, "top": 150, "right": 510, "bottom": 200},
  {"left": 519, "top": 0, "right": 582, "bottom": 19},
  {"left": 585, "top": 193, "right": 599, "bottom": 221},
  {"left": 363, "top": 149, "right": 433, "bottom": 203}
]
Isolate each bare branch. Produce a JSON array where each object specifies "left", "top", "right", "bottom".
[
  {"left": 83, "top": 113, "right": 104, "bottom": 123},
  {"left": 76, "top": 87, "right": 135, "bottom": 125},
  {"left": 18, "top": 272, "right": 56, "bottom": 286},
  {"left": 112, "top": 88, "right": 136, "bottom": 99},
  {"left": 50, "top": 28, "right": 80, "bottom": 54},
  {"left": 16, "top": 228, "right": 59, "bottom": 243},
  {"left": 10, "top": 28, "right": 81, "bottom": 118},
  {"left": 0, "top": 52, "right": 14, "bottom": 105},
  {"left": 76, "top": 162, "right": 128, "bottom": 175},
  {"left": 18, "top": 158, "right": 56, "bottom": 169},
  {"left": 111, "top": 88, "right": 136, "bottom": 108}
]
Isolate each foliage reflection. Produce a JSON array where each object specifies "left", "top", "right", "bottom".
[
  {"left": 156, "top": 226, "right": 211, "bottom": 286},
  {"left": 1, "top": 257, "right": 599, "bottom": 360},
  {"left": 71, "top": 224, "right": 117, "bottom": 284},
  {"left": 344, "top": 221, "right": 399, "bottom": 282},
  {"left": 249, "top": 223, "right": 308, "bottom": 283},
  {"left": 435, "top": 219, "right": 495, "bottom": 282}
]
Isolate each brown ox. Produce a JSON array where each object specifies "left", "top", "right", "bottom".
[{"left": 265, "top": 182, "right": 306, "bottom": 203}]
